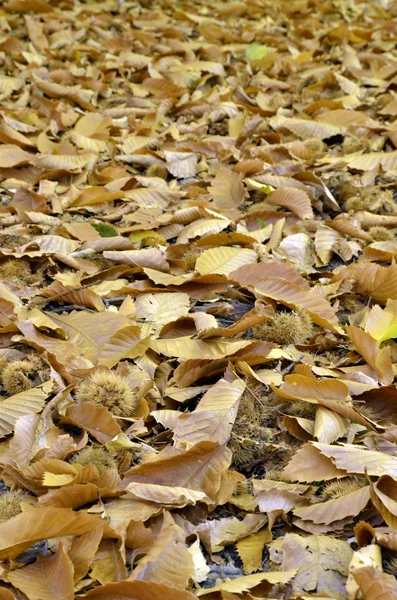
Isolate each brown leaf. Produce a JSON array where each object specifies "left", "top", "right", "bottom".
[
  {"left": 129, "top": 512, "right": 194, "bottom": 588},
  {"left": 210, "top": 165, "right": 247, "bottom": 210},
  {"left": 122, "top": 441, "right": 231, "bottom": 503},
  {"left": 270, "top": 533, "right": 353, "bottom": 599},
  {"left": 351, "top": 566, "right": 397, "bottom": 600},
  {"left": 265, "top": 187, "right": 314, "bottom": 219},
  {"left": 0, "top": 507, "right": 103, "bottom": 559},
  {"left": 61, "top": 403, "right": 122, "bottom": 445},
  {"left": 76, "top": 581, "right": 197, "bottom": 600},
  {"left": 294, "top": 486, "right": 370, "bottom": 525},
  {"left": 346, "top": 325, "right": 394, "bottom": 385},
  {"left": 7, "top": 541, "right": 74, "bottom": 600}
]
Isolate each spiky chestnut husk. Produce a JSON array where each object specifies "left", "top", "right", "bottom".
[
  {"left": 184, "top": 251, "right": 201, "bottom": 271},
  {"left": 0, "top": 258, "right": 31, "bottom": 283},
  {"left": 369, "top": 226, "right": 395, "bottom": 242},
  {"left": 320, "top": 477, "right": 366, "bottom": 501},
  {"left": 286, "top": 400, "right": 317, "bottom": 419},
  {"left": 230, "top": 385, "right": 278, "bottom": 469},
  {"left": 0, "top": 490, "right": 27, "bottom": 520},
  {"left": 72, "top": 447, "right": 116, "bottom": 475},
  {"left": 1, "top": 360, "right": 34, "bottom": 395},
  {"left": 253, "top": 310, "right": 313, "bottom": 346},
  {"left": 1, "top": 355, "right": 50, "bottom": 395},
  {"left": 344, "top": 196, "right": 366, "bottom": 213},
  {"left": 74, "top": 370, "right": 140, "bottom": 417},
  {"left": 0, "top": 356, "right": 8, "bottom": 376}
]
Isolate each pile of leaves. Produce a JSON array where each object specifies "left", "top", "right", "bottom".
[{"left": 1, "top": 0, "right": 397, "bottom": 597}]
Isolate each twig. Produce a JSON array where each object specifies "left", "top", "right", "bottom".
[{"left": 279, "top": 354, "right": 305, "bottom": 376}]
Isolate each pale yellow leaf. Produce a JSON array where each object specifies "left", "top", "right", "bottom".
[
  {"left": 164, "top": 151, "right": 198, "bottom": 178},
  {"left": 0, "top": 388, "right": 48, "bottom": 439},
  {"left": 135, "top": 292, "right": 190, "bottom": 338},
  {"left": 196, "top": 247, "right": 257, "bottom": 276},
  {"left": 365, "top": 299, "right": 397, "bottom": 342},
  {"left": 150, "top": 337, "right": 252, "bottom": 359},
  {"left": 314, "top": 406, "right": 349, "bottom": 444}
]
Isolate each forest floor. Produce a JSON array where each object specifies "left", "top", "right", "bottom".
[{"left": 0, "top": 0, "right": 397, "bottom": 598}]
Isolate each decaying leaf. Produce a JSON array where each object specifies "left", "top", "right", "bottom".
[{"left": 270, "top": 533, "right": 353, "bottom": 599}]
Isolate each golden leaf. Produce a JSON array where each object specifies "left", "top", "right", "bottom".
[
  {"left": 294, "top": 486, "right": 370, "bottom": 525},
  {"left": 122, "top": 441, "right": 231, "bottom": 503},
  {"left": 150, "top": 337, "right": 252, "bottom": 359},
  {"left": 0, "top": 144, "right": 32, "bottom": 167},
  {"left": 236, "top": 528, "right": 272, "bottom": 573},
  {"left": 129, "top": 512, "right": 194, "bottom": 589}
]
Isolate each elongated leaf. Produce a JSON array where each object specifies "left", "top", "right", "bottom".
[
  {"left": 76, "top": 581, "right": 196, "bottom": 600},
  {"left": 0, "top": 507, "right": 103, "bottom": 559},
  {"left": 231, "top": 266, "right": 342, "bottom": 333},
  {"left": 313, "top": 442, "right": 397, "bottom": 478},
  {"left": 294, "top": 486, "right": 370, "bottom": 525},
  {"left": 122, "top": 441, "right": 231, "bottom": 502}
]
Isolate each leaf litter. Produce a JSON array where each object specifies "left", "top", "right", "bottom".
[{"left": 0, "top": 0, "right": 397, "bottom": 598}]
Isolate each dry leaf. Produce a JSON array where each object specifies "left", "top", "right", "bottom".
[
  {"left": 7, "top": 541, "right": 74, "bottom": 600},
  {"left": 270, "top": 533, "right": 353, "bottom": 599}
]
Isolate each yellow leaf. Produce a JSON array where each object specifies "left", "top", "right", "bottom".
[
  {"left": 135, "top": 292, "right": 190, "bottom": 338},
  {"left": 365, "top": 299, "right": 397, "bottom": 342},
  {"left": 346, "top": 325, "right": 393, "bottom": 385},
  {"left": 150, "top": 337, "right": 252, "bottom": 359},
  {"left": 42, "top": 472, "right": 76, "bottom": 486},
  {"left": 314, "top": 406, "right": 349, "bottom": 444},
  {"left": 196, "top": 247, "right": 257, "bottom": 276},
  {"left": 236, "top": 528, "right": 271, "bottom": 573},
  {"left": 0, "top": 388, "right": 48, "bottom": 439},
  {"left": 164, "top": 151, "right": 198, "bottom": 178}
]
